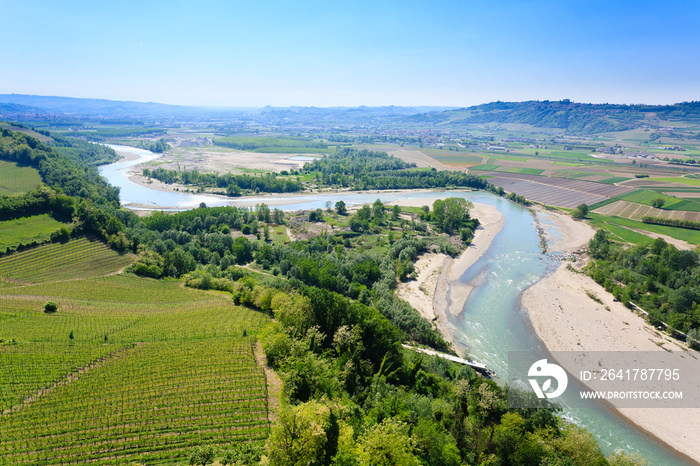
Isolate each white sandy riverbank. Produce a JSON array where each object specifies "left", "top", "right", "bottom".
[
  {"left": 393, "top": 200, "right": 505, "bottom": 350},
  {"left": 522, "top": 211, "right": 700, "bottom": 462}
]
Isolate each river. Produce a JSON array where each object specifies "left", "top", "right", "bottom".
[{"left": 100, "top": 145, "right": 693, "bottom": 465}]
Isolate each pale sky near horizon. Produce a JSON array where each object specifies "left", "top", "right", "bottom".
[{"left": 2, "top": 0, "right": 699, "bottom": 107}]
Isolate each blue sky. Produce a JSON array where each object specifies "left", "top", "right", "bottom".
[{"left": 2, "top": 0, "right": 699, "bottom": 107}]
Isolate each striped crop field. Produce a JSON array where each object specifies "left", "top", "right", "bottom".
[
  {"left": 484, "top": 171, "right": 633, "bottom": 208},
  {"left": 0, "top": 268, "right": 271, "bottom": 464},
  {"left": 0, "top": 238, "right": 135, "bottom": 285},
  {"left": 593, "top": 200, "right": 700, "bottom": 223}
]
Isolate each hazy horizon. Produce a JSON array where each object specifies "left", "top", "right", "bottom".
[
  {"left": 3, "top": 92, "right": 698, "bottom": 110},
  {"left": 2, "top": 1, "right": 699, "bottom": 107}
]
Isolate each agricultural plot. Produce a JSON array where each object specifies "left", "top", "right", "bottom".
[
  {"left": 0, "top": 160, "right": 42, "bottom": 195},
  {"left": 0, "top": 214, "right": 66, "bottom": 253},
  {"left": 650, "top": 176, "right": 700, "bottom": 186},
  {"left": 427, "top": 153, "right": 483, "bottom": 166},
  {"left": 0, "top": 238, "right": 134, "bottom": 285},
  {"left": 589, "top": 213, "right": 700, "bottom": 245},
  {"left": 0, "top": 269, "right": 271, "bottom": 464},
  {"left": 593, "top": 200, "right": 700, "bottom": 223},
  {"left": 484, "top": 172, "right": 633, "bottom": 208}
]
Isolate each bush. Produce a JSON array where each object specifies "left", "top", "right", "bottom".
[
  {"left": 572, "top": 203, "right": 589, "bottom": 219},
  {"left": 44, "top": 301, "right": 58, "bottom": 313},
  {"left": 189, "top": 444, "right": 216, "bottom": 466},
  {"left": 687, "top": 328, "right": 700, "bottom": 351}
]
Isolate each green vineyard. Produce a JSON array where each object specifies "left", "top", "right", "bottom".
[
  {"left": 0, "top": 238, "right": 135, "bottom": 286},
  {"left": 0, "top": 245, "right": 272, "bottom": 465}
]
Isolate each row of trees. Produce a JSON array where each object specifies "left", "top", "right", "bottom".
[{"left": 642, "top": 215, "right": 700, "bottom": 230}]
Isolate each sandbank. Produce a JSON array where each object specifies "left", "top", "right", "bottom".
[
  {"left": 393, "top": 200, "right": 505, "bottom": 350},
  {"left": 522, "top": 212, "right": 700, "bottom": 462}
]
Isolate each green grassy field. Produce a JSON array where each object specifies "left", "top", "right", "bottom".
[
  {"left": 470, "top": 163, "right": 500, "bottom": 171},
  {"left": 586, "top": 219, "right": 654, "bottom": 245},
  {"left": 0, "top": 238, "right": 134, "bottom": 285},
  {"left": 617, "top": 190, "right": 700, "bottom": 210},
  {"left": 505, "top": 167, "right": 544, "bottom": 175},
  {"left": 0, "top": 215, "right": 66, "bottom": 253},
  {"left": 597, "top": 176, "right": 631, "bottom": 184},
  {"left": 589, "top": 213, "right": 700, "bottom": 244},
  {"left": 649, "top": 176, "right": 700, "bottom": 186},
  {"left": 0, "top": 248, "right": 271, "bottom": 464},
  {"left": 428, "top": 153, "right": 483, "bottom": 165},
  {"left": 0, "top": 161, "right": 42, "bottom": 195}
]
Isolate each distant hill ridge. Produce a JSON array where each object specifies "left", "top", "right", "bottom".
[
  {"left": 1, "top": 94, "right": 699, "bottom": 133},
  {"left": 407, "top": 100, "right": 700, "bottom": 133}
]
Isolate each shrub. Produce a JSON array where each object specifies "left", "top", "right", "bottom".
[{"left": 44, "top": 301, "right": 58, "bottom": 313}]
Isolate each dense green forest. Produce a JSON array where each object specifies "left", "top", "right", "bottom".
[{"left": 587, "top": 230, "right": 700, "bottom": 334}]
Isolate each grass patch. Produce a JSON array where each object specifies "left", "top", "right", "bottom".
[
  {"left": 590, "top": 213, "right": 700, "bottom": 244},
  {"left": 470, "top": 164, "right": 501, "bottom": 171},
  {"left": 597, "top": 177, "right": 631, "bottom": 184},
  {"left": 619, "top": 190, "right": 681, "bottom": 207},
  {"left": 544, "top": 151, "right": 599, "bottom": 162},
  {"left": 649, "top": 177, "right": 700, "bottom": 186},
  {"left": 616, "top": 190, "right": 700, "bottom": 212},
  {"left": 430, "top": 154, "right": 483, "bottom": 165},
  {"left": 585, "top": 290, "right": 604, "bottom": 304},
  {"left": 0, "top": 161, "right": 42, "bottom": 195},
  {"left": 488, "top": 155, "right": 529, "bottom": 162},
  {"left": 269, "top": 224, "right": 290, "bottom": 243},
  {"left": 0, "top": 214, "right": 66, "bottom": 253},
  {"left": 550, "top": 161, "right": 588, "bottom": 167},
  {"left": 506, "top": 167, "right": 544, "bottom": 175},
  {"left": 587, "top": 217, "right": 655, "bottom": 245},
  {"left": 664, "top": 199, "right": 700, "bottom": 212}
]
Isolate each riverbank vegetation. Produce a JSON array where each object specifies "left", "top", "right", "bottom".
[{"left": 587, "top": 230, "right": 700, "bottom": 334}]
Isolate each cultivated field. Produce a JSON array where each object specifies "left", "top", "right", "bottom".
[
  {"left": 0, "top": 262, "right": 271, "bottom": 464},
  {"left": 593, "top": 200, "right": 700, "bottom": 223},
  {"left": 482, "top": 172, "right": 633, "bottom": 208},
  {"left": 0, "top": 238, "right": 134, "bottom": 285}
]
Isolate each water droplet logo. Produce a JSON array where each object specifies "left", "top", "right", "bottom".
[{"left": 528, "top": 359, "right": 568, "bottom": 399}]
